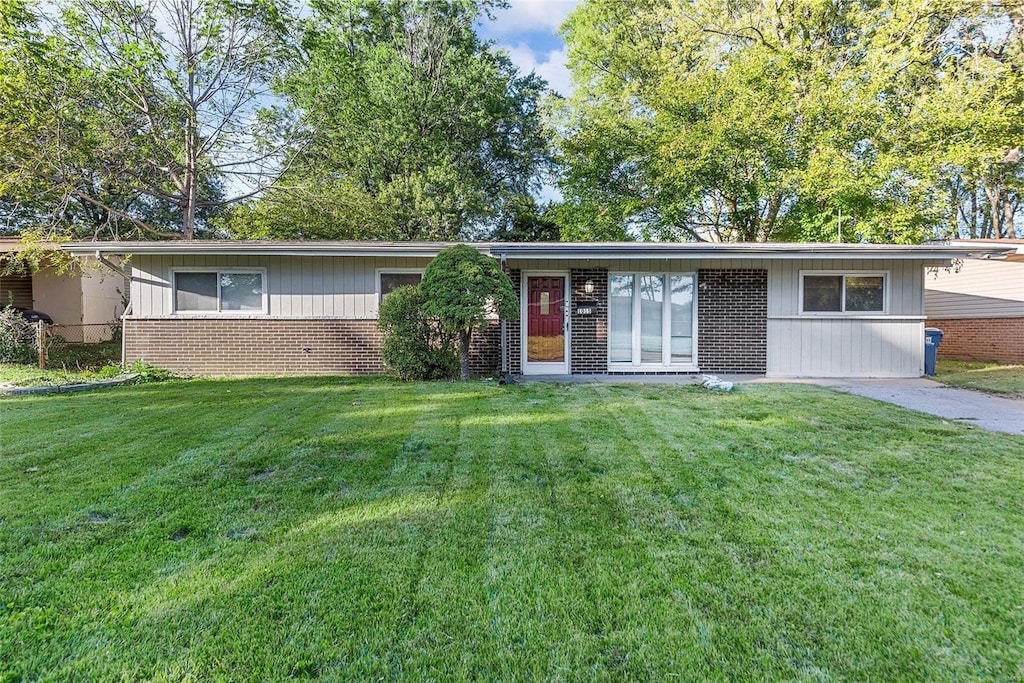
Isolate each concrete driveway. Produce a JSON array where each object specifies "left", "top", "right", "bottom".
[{"left": 812, "top": 378, "right": 1024, "bottom": 436}]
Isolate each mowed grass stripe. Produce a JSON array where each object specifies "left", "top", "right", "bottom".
[
  {"left": 1, "top": 378, "right": 1022, "bottom": 679},
  {"left": 602, "top": 382, "right": 1024, "bottom": 679}
]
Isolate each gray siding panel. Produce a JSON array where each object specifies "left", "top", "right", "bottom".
[
  {"left": 926, "top": 290, "right": 1024, "bottom": 318},
  {"left": 766, "top": 258, "right": 925, "bottom": 377},
  {"left": 768, "top": 318, "right": 923, "bottom": 377},
  {"left": 925, "top": 259, "right": 1024, "bottom": 319},
  {"left": 131, "top": 253, "right": 433, "bottom": 319}
]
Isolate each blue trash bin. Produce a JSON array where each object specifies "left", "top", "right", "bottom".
[{"left": 924, "top": 327, "right": 943, "bottom": 376}]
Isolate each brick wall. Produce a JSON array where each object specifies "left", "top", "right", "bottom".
[
  {"left": 506, "top": 270, "right": 522, "bottom": 375},
  {"left": 125, "top": 318, "right": 501, "bottom": 376},
  {"left": 697, "top": 269, "right": 768, "bottom": 373},
  {"left": 570, "top": 269, "right": 608, "bottom": 373},
  {"left": 471, "top": 321, "right": 502, "bottom": 376},
  {"left": 927, "top": 317, "right": 1024, "bottom": 364}
]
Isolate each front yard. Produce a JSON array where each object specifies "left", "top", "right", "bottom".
[
  {"left": 934, "top": 360, "right": 1024, "bottom": 398},
  {"left": 1, "top": 378, "right": 1022, "bottom": 679}
]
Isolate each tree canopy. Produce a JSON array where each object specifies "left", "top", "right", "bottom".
[
  {"left": 558, "top": 0, "right": 1024, "bottom": 242},
  {"left": 3, "top": 0, "right": 1022, "bottom": 243},
  {"left": 1, "top": 0, "right": 292, "bottom": 239},
  {"left": 225, "top": 0, "right": 552, "bottom": 242}
]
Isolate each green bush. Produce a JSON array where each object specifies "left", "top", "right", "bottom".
[
  {"left": 377, "top": 285, "right": 459, "bottom": 381},
  {"left": 0, "top": 306, "right": 37, "bottom": 363},
  {"left": 420, "top": 244, "right": 517, "bottom": 381}
]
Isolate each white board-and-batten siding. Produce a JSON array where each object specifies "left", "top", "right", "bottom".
[{"left": 129, "top": 253, "right": 928, "bottom": 377}]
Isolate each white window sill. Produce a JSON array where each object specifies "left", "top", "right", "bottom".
[
  {"left": 168, "top": 312, "right": 269, "bottom": 318},
  {"left": 772, "top": 315, "right": 923, "bottom": 321},
  {"left": 608, "top": 363, "right": 699, "bottom": 373}
]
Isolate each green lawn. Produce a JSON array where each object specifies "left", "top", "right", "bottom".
[
  {"left": 0, "top": 363, "right": 119, "bottom": 388},
  {"left": 1, "top": 378, "right": 1022, "bottom": 680},
  {"left": 934, "top": 360, "right": 1024, "bottom": 398}
]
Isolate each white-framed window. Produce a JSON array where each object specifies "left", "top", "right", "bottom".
[
  {"left": 800, "top": 271, "right": 887, "bottom": 314},
  {"left": 609, "top": 272, "right": 697, "bottom": 368},
  {"left": 377, "top": 269, "right": 424, "bottom": 303},
  {"left": 172, "top": 269, "right": 267, "bottom": 314}
]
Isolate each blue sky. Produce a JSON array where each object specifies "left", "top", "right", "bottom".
[{"left": 476, "top": 0, "right": 579, "bottom": 97}]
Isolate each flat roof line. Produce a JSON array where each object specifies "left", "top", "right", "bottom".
[{"left": 60, "top": 239, "right": 1012, "bottom": 260}]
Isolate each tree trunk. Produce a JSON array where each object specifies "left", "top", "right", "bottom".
[
  {"left": 969, "top": 187, "right": 978, "bottom": 239},
  {"left": 949, "top": 183, "right": 958, "bottom": 237},
  {"left": 1004, "top": 195, "right": 1015, "bottom": 238},
  {"left": 459, "top": 329, "right": 471, "bottom": 381},
  {"left": 985, "top": 181, "right": 1003, "bottom": 239},
  {"left": 183, "top": 9, "right": 198, "bottom": 241}
]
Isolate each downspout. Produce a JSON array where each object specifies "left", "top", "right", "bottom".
[
  {"left": 96, "top": 251, "right": 131, "bottom": 368},
  {"left": 95, "top": 251, "right": 128, "bottom": 280},
  {"left": 499, "top": 251, "right": 514, "bottom": 385}
]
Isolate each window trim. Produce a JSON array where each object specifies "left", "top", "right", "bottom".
[
  {"left": 171, "top": 267, "right": 268, "bottom": 315},
  {"left": 799, "top": 270, "right": 889, "bottom": 316},
  {"left": 376, "top": 268, "right": 425, "bottom": 304},
  {"left": 607, "top": 271, "right": 699, "bottom": 370}
]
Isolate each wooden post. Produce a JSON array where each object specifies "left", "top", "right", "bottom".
[{"left": 37, "top": 320, "right": 45, "bottom": 369}]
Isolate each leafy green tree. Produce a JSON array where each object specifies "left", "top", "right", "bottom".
[
  {"left": 239, "top": 0, "right": 551, "bottom": 242},
  {"left": 1, "top": 0, "right": 292, "bottom": 240},
  {"left": 420, "top": 244, "right": 518, "bottom": 381},
  {"left": 558, "top": 0, "right": 1023, "bottom": 242},
  {"left": 490, "top": 194, "right": 562, "bottom": 242}
]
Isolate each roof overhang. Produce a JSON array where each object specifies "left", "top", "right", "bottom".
[
  {"left": 62, "top": 240, "right": 485, "bottom": 258},
  {"left": 490, "top": 242, "right": 1011, "bottom": 261},
  {"left": 61, "top": 240, "right": 1013, "bottom": 261},
  {"left": 947, "top": 239, "right": 1024, "bottom": 262}
]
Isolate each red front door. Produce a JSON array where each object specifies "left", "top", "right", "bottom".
[{"left": 527, "top": 276, "right": 565, "bottom": 363}]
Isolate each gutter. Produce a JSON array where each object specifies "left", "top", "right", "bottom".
[{"left": 499, "top": 251, "right": 509, "bottom": 382}]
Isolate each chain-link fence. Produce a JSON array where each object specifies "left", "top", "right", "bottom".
[{"left": 37, "top": 322, "right": 122, "bottom": 370}]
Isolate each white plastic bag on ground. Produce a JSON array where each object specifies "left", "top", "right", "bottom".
[{"left": 700, "top": 374, "right": 734, "bottom": 391}]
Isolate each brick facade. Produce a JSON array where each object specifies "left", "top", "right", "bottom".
[
  {"left": 697, "top": 269, "right": 768, "bottom": 373},
  {"left": 926, "top": 317, "right": 1024, "bottom": 364},
  {"left": 570, "top": 269, "right": 609, "bottom": 373},
  {"left": 471, "top": 321, "right": 502, "bottom": 376},
  {"left": 506, "top": 270, "right": 522, "bottom": 375},
  {"left": 125, "top": 318, "right": 501, "bottom": 376},
  {"left": 124, "top": 268, "right": 772, "bottom": 377}
]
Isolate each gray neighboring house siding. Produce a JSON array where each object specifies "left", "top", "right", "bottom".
[
  {"left": 925, "top": 250, "right": 1024, "bottom": 364},
  {"left": 63, "top": 241, "right": 996, "bottom": 378}
]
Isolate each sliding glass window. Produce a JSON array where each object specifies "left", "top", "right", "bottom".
[{"left": 609, "top": 273, "right": 696, "bottom": 368}]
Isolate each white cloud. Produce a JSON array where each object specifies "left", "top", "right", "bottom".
[
  {"left": 493, "top": 0, "right": 579, "bottom": 34},
  {"left": 502, "top": 42, "right": 573, "bottom": 97}
]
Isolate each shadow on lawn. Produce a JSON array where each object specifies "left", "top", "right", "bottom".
[{"left": 6, "top": 377, "right": 1024, "bottom": 678}]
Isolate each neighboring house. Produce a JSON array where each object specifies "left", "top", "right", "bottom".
[
  {"left": 1, "top": 239, "right": 127, "bottom": 340},
  {"left": 925, "top": 239, "right": 1024, "bottom": 364},
  {"left": 64, "top": 240, "right": 1007, "bottom": 377}
]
